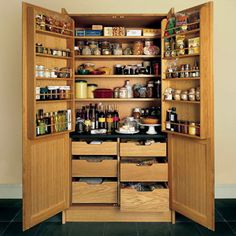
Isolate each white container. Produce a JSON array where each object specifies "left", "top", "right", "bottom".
[
  {"left": 35, "top": 87, "right": 40, "bottom": 100},
  {"left": 125, "top": 80, "right": 133, "bottom": 98},
  {"left": 119, "top": 87, "right": 128, "bottom": 99}
]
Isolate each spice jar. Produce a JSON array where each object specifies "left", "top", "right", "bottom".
[
  {"left": 119, "top": 87, "right": 128, "bottom": 98},
  {"left": 113, "top": 43, "right": 123, "bottom": 55},
  {"left": 36, "top": 43, "right": 43, "bottom": 53},
  {"left": 75, "top": 80, "right": 87, "bottom": 99},
  {"left": 173, "top": 90, "right": 181, "bottom": 100},
  {"left": 44, "top": 69, "right": 50, "bottom": 78},
  {"left": 101, "top": 41, "right": 111, "bottom": 55},
  {"left": 181, "top": 121, "right": 189, "bottom": 134},
  {"left": 64, "top": 86, "right": 71, "bottom": 99},
  {"left": 133, "top": 41, "right": 144, "bottom": 55},
  {"left": 82, "top": 45, "right": 92, "bottom": 55},
  {"left": 59, "top": 86, "right": 66, "bottom": 99},
  {"left": 48, "top": 86, "right": 59, "bottom": 100},
  {"left": 114, "top": 64, "right": 123, "bottom": 75},
  {"left": 180, "top": 90, "right": 188, "bottom": 101},
  {"left": 196, "top": 87, "right": 200, "bottom": 101},
  {"left": 87, "top": 84, "right": 98, "bottom": 98},
  {"left": 35, "top": 87, "right": 40, "bottom": 100},
  {"left": 189, "top": 122, "right": 197, "bottom": 135}
]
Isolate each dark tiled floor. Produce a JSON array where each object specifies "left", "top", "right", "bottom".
[{"left": 0, "top": 199, "right": 235, "bottom": 236}]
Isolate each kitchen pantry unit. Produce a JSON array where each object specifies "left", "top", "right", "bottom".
[{"left": 22, "top": 1, "right": 214, "bottom": 232}]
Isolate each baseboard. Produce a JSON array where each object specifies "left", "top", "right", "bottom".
[
  {"left": 215, "top": 184, "right": 236, "bottom": 199},
  {"left": 0, "top": 184, "right": 22, "bottom": 198},
  {"left": 0, "top": 184, "right": 235, "bottom": 199}
]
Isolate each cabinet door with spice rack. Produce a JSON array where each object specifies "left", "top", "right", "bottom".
[
  {"left": 161, "top": 2, "right": 214, "bottom": 230},
  {"left": 22, "top": 2, "right": 74, "bottom": 230}
]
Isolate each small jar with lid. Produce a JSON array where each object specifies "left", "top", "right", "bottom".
[
  {"left": 113, "top": 43, "right": 123, "bottom": 55},
  {"left": 101, "top": 41, "right": 111, "bottom": 55},
  {"left": 36, "top": 43, "right": 43, "bottom": 53},
  {"left": 64, "top": 86, "right": 71, "bottom": 99},
  {"left": 75, "top": 80, "right": 87, "bottom": 98},
  {"left": 180, "top": 90, "right": 188, "bottom": 101},
  {"left": 59, "top": 86, "right": 66, "bottom": 99},
  {"left": 133, "top": 41, "right": 144, "bottom": 55},
  {"left": 173, "top": 90, "right": 181, "bottom": 100},
  {"left": 189, "top": 122, "right": 197, "bottom": 135},
  {"left": 82, "top": 45, "right": 92, "bottom": 55},
  {"left": 181, "top": 121, "right": 189, "bottom": 134},
  {"left": 87, "top": 84, "right": 98, "bottom": 98}
]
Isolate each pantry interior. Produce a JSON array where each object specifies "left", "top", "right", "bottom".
[{"left": 22, "top": 1, "right": 214, "bottom": 232}]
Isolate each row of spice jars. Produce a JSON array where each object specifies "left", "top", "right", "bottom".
[
  {"left": 114, "top": 62, "right": 159, "bottom": 76},
  {"left": 36, "top": 43, "right": 71, "bottom": 57},
  {"left": 166, "top": 63, "right": 200, "bottom": 78},
  {"left": 75, "top": 40, "right": 160, "bottom": 56},
  {"left": 164, "top": 87, "right": 200, "bottom": 101},
  {"left": 171, "top": 120, "right": 200, "bottom": 136},
  {"left": 35, "top": 14, "right": 72, "bottom": 35},
  {"left": 35, "top": 65, "right": 71, "bottom": 78},
  {"left": 36, "top": 86, "right": 71, "bottom": 100}
]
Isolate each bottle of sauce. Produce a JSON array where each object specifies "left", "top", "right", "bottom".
[
  {"left": 98, "top": 105, "right": 106, "bottom": 129},
  {"left": 170, "top": 107, "right": 178, "bottom": 131},
  {"left": 165, "top": 109, "right": 171, "bottom": 131},
  {"left": 106, "top": 105, "right": 113, "bottom": 133},
  {"left": 91, "top": 106, "right": 96, "bottom": 130},
  {"left": 84, "top": 106, "right": 91, "bottom": 133},
  {"left": 113, "top": 105, "right": 120, "bottom": 130}
]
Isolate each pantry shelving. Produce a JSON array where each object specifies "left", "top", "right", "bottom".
[
  {"left": 36, "top": 53, "right": 72, "bottom": 60},
  {"left": 75, "top": 98, "right": 160, "bottom": 102},
  {"left": 74, "top": 55, "right": 161, "bottom": 59},
  {"left": 74, "top": 75, "right": 160, "bottom": 78}
]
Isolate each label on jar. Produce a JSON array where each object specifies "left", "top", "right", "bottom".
[
  {"left": 106, "top": 117, "right": 113, "bottom": 123},
  {"left": 99, "top": 117, "right": 105, "bottom": 122},
  {"left": 170, "top": 114, "right": 175, "bottom": 122},
  {"left": 166, "top": 121, "right": 171, "bottom": 130}
]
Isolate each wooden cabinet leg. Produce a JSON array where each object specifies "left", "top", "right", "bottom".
[
  {"left": 171, "top": 210, "right": 176, "bottom": 224},
  {"left": 62, "top": 211, "right": 66, "bottom": 224}
]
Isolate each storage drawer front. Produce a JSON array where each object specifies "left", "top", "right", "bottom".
[
  {"left": 120, "top": 163, "right": 168, "bottom": 181},
  {"left": 72, "top": 142, "right": 117, "bottom": 155},
  {"left": 120, "top": 143, "right": 166, "bottom": 157},
  {"left": 120, "top": 188, "right": 169, "bottom": 213},
  {"left": 72, "top": 182, "right": 117, "bottom": 203},
  {"left": 72, "top": 160, "right": 117, "bottom": 177}
]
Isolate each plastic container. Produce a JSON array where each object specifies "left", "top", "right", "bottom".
[
  {"left": 93, "top": 88, "right": 113, "bottom": 98},
  {"left": 75, "top": 80, "right": 87, "bottom": 99},
  {"left": 87, "top": 84, "right": 98, "bottom": 98}
]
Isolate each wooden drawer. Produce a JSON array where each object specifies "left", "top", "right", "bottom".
[
  {"left": 72, "top": 141, "right": 117, "bottom": 155},
  {"left": 120, "top": 162, "right": 168, "bottom": 181},
  {"left": 120, "top": 188, "right": 169, "bottom": 213},
  {"left": 72, "top": 181, "right": 117, "bottom": 204},
  {"left": 72, "top": 159, "right": 117, "bottom": 177},
  {"left": 120, "top": 142, "right": 166, "bottom": 157}
]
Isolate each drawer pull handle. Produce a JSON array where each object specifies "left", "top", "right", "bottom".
[
  {"left": 86, "top": 160, "right": 103, "bottom": 163},
  {"left": 136, "top": 163, "right": 153, "bottom": 167}
]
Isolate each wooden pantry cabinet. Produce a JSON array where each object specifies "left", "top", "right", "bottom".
[{"left": 22, "top": 1, "right": 214, "bottom": 232}]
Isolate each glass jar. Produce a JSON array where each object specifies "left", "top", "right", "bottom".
[
  {"left": 146, "top": 82, "right": 154, "bottom": 98},
  {"left": 113, "top": 87, "right": 120, "bottom": 98},
  {"left": 44, "top": 69, "right": 50, "bottom": 78},
  {"left": 75, "top": 80, "right": 87, "bottom": 98},
  {"left": 119, "top": 87, "right": 128, "bottom": 98},
  {"left": 133, "top": 41, "right": 144, "bottom": 55},
  {"left": 180, "top": 91, "right": 188, "bottom": 101},
  {"left": 87, "top": 84, "right": 98, "bottom": 98},
  {"left": 40, "top": 87, "right": 48, "bottom": 100},
  {"left": 59, "top": 86, "right": 65, "bottom": 99},
  {"left": 36, "top": 43, "right": 43, "bottom": 53},
  {"left": 64, "top": 86, "right": 71, "bottom": 99},
  {"left": 181, "top": 121, "right": 189, "bottom": 134},
  {"left": 101, "top": 41, "right": 111, "bottom": 55},
  {"left": 82, "top": 45, "right": 92, "bottom": 55},
  {"left": 48, "top": 86, "right": 59, "bottom": 100},
  {"left": 133, "top": 108, "right": 142, "bottom": 119},
  {"left": 189, "top": 122, "right": 197, "bottom": 135},
  {"left": 113, "top": 43, "right": 123, "bottom": 55},
  {"left": 35, "top": 87, "right": 40, "bottom": 100},
  {"left": 188, "top": 92, "right": 196, "bottom": 101}
]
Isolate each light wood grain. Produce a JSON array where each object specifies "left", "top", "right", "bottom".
[
  {"left": 72, "top": 141, "right": 117, "bottom": 155},
  {"left": 120, "top": 162, "right": 168, "bottom": 182},
  {"left": 72, "top": 182, "right": 117, "bottom": 203},
  {"left": 120, "top": 188, "right": 169, "bottom": 213},
  {"left": 120, "top": 142, "right": 166, "bottom": 157},
  {"left": 65, "top": 205, "right": 171, "bottom": 222},
  {"left": 72, "top": 159, "right": 117, "bottom": 177}
]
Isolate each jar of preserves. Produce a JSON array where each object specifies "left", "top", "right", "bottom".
[
  {"left": 133, "top": 41, "right": 144, "bottom": 55},
  {"left": 75, "top": 80, "right": 87, "bottom": 99},
  {"left": 87, "top": 84, "right": 98, "bottom": 98}
]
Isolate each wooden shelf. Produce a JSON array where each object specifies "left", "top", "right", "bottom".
[
  {"left": 75, "top": 55, "right": 161, "bottom": 60},
  {"left": 162, "top": 54, "right": 200, "bottom": 60},
  {"left": 163, "top": 130, "right": 201, "bottom": 139},
  {"left": 164, "top": 21, "right": 200, "bottom": 32},
  {"left": 36, "top": 29, "right": 73, "bottom": 39},
  {"left": 162, "top": 77, "right": 200, "bottom": 81},
  {"left": 36, "top": 53, "right": 72, "bottom": 60},
  {"left": 163, "top": 29, "right": 200, "bottom": 39},
  {"left": 36, "top": 99, "right": 73, "bottom": 103},
  {"left": 36, "top": 77, "right": 73, "bottom": 81},
  {"left": 35, "top": 130, "right": 71, "bottom": 139},
  {"left": 74, "top": 35, "right": 161, "bottom": 42},
  {"left": 74, "top": 75, "right": 159, "bottom": 78},
  {"left": 75, "top": 98, "right": 160, "bottom": 102},
  {"left": 163, "top": 100, "right": 200, "bottom": 104}
]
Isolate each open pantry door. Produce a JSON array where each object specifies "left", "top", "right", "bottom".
[
  {"left": 22, "top": 3, "right": 74, "bottom": 230},
  {"left": 161, "top": 2, "right": 214, "bottom": 230}
]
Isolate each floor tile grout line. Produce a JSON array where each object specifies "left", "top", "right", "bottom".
[
  {"left": 224, "top": 221, "right": 236, "bottom": 235},
  {"left": 0, "top": 222, "right": 11, "bottom": 236},
  {"left": 193, "top": 223, "right": 205, "bottom": 236},
  {"left": 135, "top": 222, "right": 139, "bottom": 236}
]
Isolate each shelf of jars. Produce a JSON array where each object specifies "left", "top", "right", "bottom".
[
  {"left": 163, "top": 100, "right": 200, "bottom": 104},
  {"left": 163, "top": 77, "right": 200, "bottom": 81},
  {"left": 36, "top": 29, "right": 73, "bottom": 39},
  {"left": 75, "top": 98, "right": 160, "bottom": 102},
  {"left": 74, "top": 55, "right": 161, "bottom": 59},
  {"left": 36, "top": 53, "right": 72, "bottom": 60},
  {"left": 36, "top": 77, "right": 73, "bottom": 81},
  {"left": 74, "top": 75, "right": 160, "bottom": 78},
  {"left": 162, "top": 53, "right": 199, "bottom": 60},
  {"left": 163, "top": 28, "right": 200, "bottom": 39}
]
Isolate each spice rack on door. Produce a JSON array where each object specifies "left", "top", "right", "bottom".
[
  {"left": 26, "top": 7, "right": 75, "bottom": 139},
  {"left": 161, "top": 11, "right": 206, "bottom": 139}
]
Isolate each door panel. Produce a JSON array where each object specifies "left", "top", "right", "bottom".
[
  {"left": 169, "top": 135, "right": 214, "bottom": 229},
  {"left": 22, "top": 3, "right": 72, "bottom": 230}
]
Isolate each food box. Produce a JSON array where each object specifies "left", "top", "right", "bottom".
[
  {"left": 143, "top": 28, "right": 161, "bottom": 36},
  {"left": 85, "top": 30, "right": 102, "bottom": 36},
  {"left": 92, "top": 25, "right": 103, "bottom": 30},
  {"left": 126, "top": 29, "right": 142, "bottom": 36},
  {"left": 104, "top": 27, "right": 113, "bottom": 36},
  {"left": 188, "top": 37, "right": 200, "bottom": 54}
]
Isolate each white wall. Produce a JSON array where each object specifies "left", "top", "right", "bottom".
[{"left": 0, "top": 0, "right": 236, "bottom": 197}]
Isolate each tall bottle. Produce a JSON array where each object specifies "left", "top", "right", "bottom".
[
  {"left": 98, "top": 105, "right": 106, "bottom": 129},
  {"left": 106, "top": 105, "right": 113, "bottom": 133},
  {"left": 38, "top": 109, "right": 46, "bottom": 135},
  {"left": 44, "top": 112, "right": 51, "bottom": 134},
  {"left": 95, "top": 103, "right": 99, "bottom": 129},
  {"left": 170, "top": 107, "right": 178, "bottom": 131},
  {"left": 91, "top": 106, "right": 96, "bottom": 130},
  {"left": 155, "top": 79, "right": 161, "bottom": 98},
  {"left": 113, "top": 104, "right": 120, "bottom": 130},
  {"left": 84, "top": 105, "right": 91, "bottom": 133},
  {"left": 125, "top": 80, "right": 133, "bottom": 98},
  {"left": 54, "top": 112, "right": 59, "bottom": 132},
  {"left": 50, "top": 112, "right": 54, "bottom": 133}
]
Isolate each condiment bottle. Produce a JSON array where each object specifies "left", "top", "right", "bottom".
[{"left": 125, "top": 80, "right": 133, "bottom": 98}]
